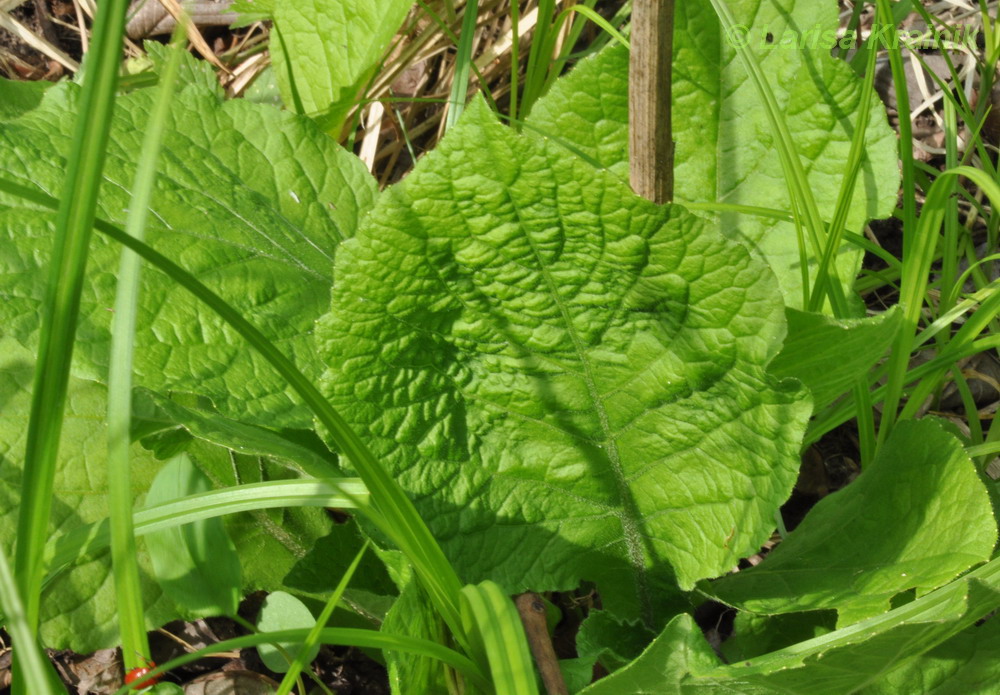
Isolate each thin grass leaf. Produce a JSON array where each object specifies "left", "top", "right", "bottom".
[
  {"left": 705, "top": 0, "right": 846, "bottom": 315},
  {"left": 837, "top": 0, "right": 865, "bottom": 60},
  {"left": 0, "top": 548, "right": 61, "bottom": 694},
  {"left": 965, "top": 440, "right": 1000, "bottom": 459},
  {"left": 13, "top": 0, "right": 131, "bottom": 638},
  {"left": 112, "top": 627, "right": 489, "bottom": 695},
  {"left": 951, "top": 367, "right": 984, "bottom": 445},
  {"left": 807, "top": 334, "right": 1000, "bottom": 447},
  {"left": 806, "top": 17, "right": 882, "bottom": 464},
  {"left": 898, "top": 286, "right": 1000, "bottom": 423},
  {"left": 809, "top": 19, "right": 879, "bottom": 312},
  {"left": 42, "top": 478, "right": 369, "bottom": 583},
  {"left": 977, "top": 397, "right": 1000, "bottom": 471},
  {"left": 544, "top": 0, "right": 600, "bottom": 84},
  {"left": 552, "top": 4, "right": 629, "bottom": 53},
  {"left": 106, "top": 21, "right": 187, "bottom": 668},
  {"left": 461, "top": 581, "right": 541, "bottom": 695},
  {"left": 890, "top": 15, "right": 1000, "bottom": 334},
  {"left": 445, "top": 0, "right": 479, "bottom": 130},
  {"left": 271, "top": 20, "right": 306, "bottom": 115},
  {"left": 882, "top": 165, "right": 1000, "bottom": 440},
  {"left": 414, "top": 0, "right": 500, "bottom": 119},
  {"left": 509, "top": 0, "right": 520, "bottom": 122},
  {"left": 521, "top": 0, "right": 631, "bottom": 129},
  {"left": 276, "top": 542, "right": 370, "bottom": 695},
  {"left": 914, "top": 275, "right": 1000, "bottom": 348},
  {"left": 938, "top": 78, "right": 962, "bottom": 313},
  {"left": 875, "top": 0, "right": 921, "bottom": 447},
  {"left": 520, "top": 0, "right": 555, "bottom": 118}
]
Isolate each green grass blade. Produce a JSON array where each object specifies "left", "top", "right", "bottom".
[
  {"left": 543, "top": 0, "right": 598, "bottom": 87},
  {"left": 520, "top": 0, "right": 555, "bottom": 118},
  {"left": 951, "top": 368, "right": 984, "bottom": 445},
  {"left": 705, "top": 0, "right": 846, "bottom": 315},
  {"left": 881, "top": 165, "right": 1000, "bottom": 441},
  {"left": 975, "top": 397, "right": 1000, "bottom": 471},
  {"left": 965, "top": 440, "right": 1000, "bottom": 459},
  {"left": 42, "top": 478, "right": 369, "bottom": 583},
  {"left": 914, "top": 274, "right": 1000, "bottom": 348},
  {"left": 854, "top": 379, "right": 877, "bottom": 468},
  {"left": 0, "top": 177, "right": 471, "bottom": 654},
  {"left": 271, "top": 21, "right": 306, "bottom": 116},
  {"left": 276, "top": 542, "right": 370, "bottom": 695},
  {"left": 106, "top": 23, "right": 187, "bottom": 669},
  {"left": 897, "top": 283, "right": 1000, "bottom": 423},
  {"left": 390, "top": 101, "right": 420, "bottom": 164},
  {"left": 874, "top": 0, "right": 920, "bottom": 446},
  {"left": 837, "top": 0, "right": 865, "bottom": 60},
  {"left": 0, "top": 548, "right": 61, "bottom": 693},
  {"left": 413, "top": 0, "right": 500, "bottom": 119},
  {"left": 445, "top": 0, "right": 479, "bottom": 130},
  {"left": 939, "top": 79, "right": 961, "bottom": 312},
  {"left": 803, "top": 22, "right": 881, "bottom": 463},
  {"left": 527, "top": 0, "right": 631, "bottom": 117},
  {"left": 509, "top": 0, "right": 520, "bottom": 122},
  {"left": 112, "top": 627, "right": 489, "bottom": 695},
  {"left": 553, "top": 4, "right": 629, "bottom": 53},
  {"left": 919, "top": 57, "right": 1000, "bottom": 347},
  {"left": 807, "top": 333, "right": 1000, "bottom": 447},
  {"left": 808, "top": 16, "right": 879, "bottom": 312},
  {"left": 460, "top": 581, "right": 541, "bottom": 695},
  {"left": 13, "top": 0, "right": 130, "bottom": 637}
]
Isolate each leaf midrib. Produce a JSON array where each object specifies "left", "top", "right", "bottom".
[{"left": 503, "top": 183, "right": 653, "bottom": 622}]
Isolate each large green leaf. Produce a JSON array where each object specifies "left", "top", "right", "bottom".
[
  {"left": 268, "top": 0, "right": 414, "bottom": 132},
  {"left": 318, "top": 99, "right": 810, "bottom": 623},
  {"left": 581, "top": 563, "right": 1000, "bottom": 694},
  {"left": 527, "top": 3, "right": 898, "bottom": 308},
  {"left": 708, "top": 419, "right": 997, "bottom": 624},
  {"left": 0, "top": 65, "right": 376, "bottom": 428},
  {"left": 578, "top": 614, "right": 720, "bottom": 694},
  {"left": 688, "top": 577, "right": 1000, "bottom": 694},
  {"left": 863, "top": 617, "right": 1000, "bottom": 694},
  {"left": 769, "top": 307, "right": 900, "bottom": 411}
]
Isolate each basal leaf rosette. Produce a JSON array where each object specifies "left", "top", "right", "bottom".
[{"left": 318, "top": 100, "right": 811, "bottom": 622}]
